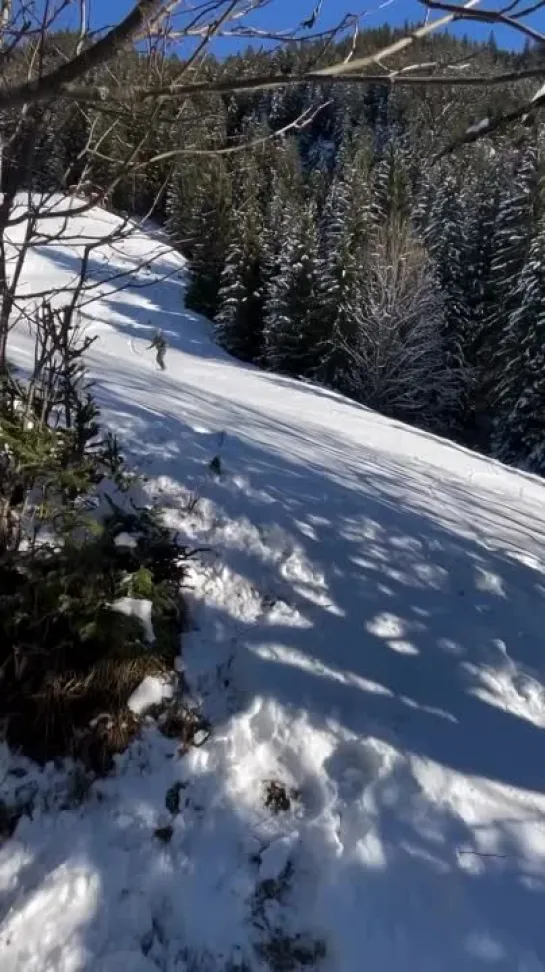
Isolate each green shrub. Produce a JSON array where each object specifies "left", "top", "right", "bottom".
[{"left": 0, "top": 303, "right": 190, "bottom": 769}]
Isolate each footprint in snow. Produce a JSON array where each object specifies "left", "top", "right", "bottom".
[{"left": 324, "top": 739, "right": 385, "bottom": 801}]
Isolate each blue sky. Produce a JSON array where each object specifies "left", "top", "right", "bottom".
[
  {"left": 239, "top": 0, "right": 545, "bottom": 49},
  {"left": 80, "top": 0, "right": 545, "bottom": 53}
]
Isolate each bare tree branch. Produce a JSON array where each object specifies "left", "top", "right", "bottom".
[
  {"left": 435, "top": 88, "right": 544, "bottom": 158},
  {"left": 313, "top": 0, "right": 482, "bottom": 77},
  {"left": 0, "top": 0, "right": 175, "bottom": 112},
  {"left": 59, "top": 64, "right": 545, "bottom": 113},
  {"left": 0, "top": 0, "right": 487, "bottom": 113},
  {"left": 419, "top": 0, "right": 545, "bottom": 44}
]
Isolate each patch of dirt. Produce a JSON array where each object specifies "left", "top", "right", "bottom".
[
  {"left": 0, "top": 800, "right": 21, "bottom": 842},
  {"left": 157, "top": 700, "right": 210, "bottom": 750},
  {"left": 165, "top": 780, "right": 187, "bottom": 815},
  {"left": 154, "top": 824, "right": 174, "bottom": 844},
  {"left": 251, "top": 861, "right": 326, "bottom": 971},
  {"left": 255, "top": 934, "right": 326, "bottom": 972},
  {"left": 263, "top": 780, "right": 299, "bottom": 815}
]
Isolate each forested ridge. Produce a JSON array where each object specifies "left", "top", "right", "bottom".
[{"left": 9, "top": 24, "right": 545, "bottom": 471}]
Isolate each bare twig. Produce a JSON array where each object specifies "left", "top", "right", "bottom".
[
  {"left": 313, "top": 0, "right": 482, "bottom": 77},
  {"left": 419, "top": 0, "right": 545, "bottom": 44},
  {"left": 0, "top": 0, "right": 174, "bottom": 112}
]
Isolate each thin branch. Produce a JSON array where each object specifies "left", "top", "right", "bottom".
[
  {"left": 507, "top": 1, "right": 545, "bottom": 16},
  {"left": 435, "top": 91, "right": 545, "bottom": 158},
  {"left": 0, "top": 0, "right": 485, "bottom": 111},
  {"left": 313, "top": 0, "right": 482, "bottom": 77},
  {"left": 56, "top": 63, "right": 545, "bottom": 111},
  {"left": 419, "top": 0, "right": 545, "bottom": 44},
  {"left": 91, "top": 102, "right": 331, "bottom": 167},
  {"left": 0, "top": 0, "right": 176, "bottom": 112}
]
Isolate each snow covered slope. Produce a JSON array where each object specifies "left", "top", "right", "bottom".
[{"left": 2, "top": 204, "right": 545, "bottom": 972}]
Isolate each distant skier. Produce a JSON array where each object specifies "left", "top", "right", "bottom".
[{"left": 148, "top": 329, "right": 167, "bottom": 370}]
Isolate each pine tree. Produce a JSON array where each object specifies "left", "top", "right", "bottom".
[
  {"left": 456, "top": 148, "right": 536, "bottom": 443},
  {"left": 260, "top": 143, "right": 303, "bottom": 305},
  {"left": 313, "top": 141, "right": 374, "bottom": 393},
  {"left": 418, "top": 167, "right": 470, "bottom": 370},
  {"left": 183, "top": 158, "right": 233, "bottom": 319},
  {"left": 215, "top": 177, "right": 265, "bottom": 362},
  {"left": 494, "top": 221, "right": 545, "bottom": 470},
  {"left": 262, "top": 200, "right": 322, "bottom": 377},
  {"left": 463, "top": 161, "right": 504, "bottom": 368},
  {"left": 485, "top": 143, "right": 538, "bottom": 404},
  {"left": 371, "top": 139, "right": 413, "bottom": 226},
  {"left": 490, "top": 144, "right": 536, "bottom": 311}
]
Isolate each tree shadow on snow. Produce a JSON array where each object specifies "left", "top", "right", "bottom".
[
  {"left": 35, "top": 243, "right": 238, "bottom": 366},
  {"left": 5, "top": 241, "right": 545, "bottom": 968},
  {"left": 93, "top": 359, "right": 545, "bottom": 797}
]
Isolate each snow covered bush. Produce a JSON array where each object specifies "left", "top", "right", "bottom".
[{"left": 0, "top": 305, "right": 189, "bottom": 768}]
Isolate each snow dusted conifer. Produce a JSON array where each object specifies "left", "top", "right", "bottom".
[
  {"left": 485, "top": 143, "right": 538, "bottom": 400},
  {"left": 371, "top": 139, "right": 413, "bottom": 226},
  {"left": 418, "top": 167, "right": 469, "bottom": 373},
  {"left": 490, "top": 144, "right": 536, "bottom": 309},
  {"left": 215, "top": 180, "right": 265, "bottom": 363},
  {"left": 494, "top": 219, "right": 545, "bottom": 470},
  {"left": 180, "top": 158, "right": 233, "bottom": 319},
  {"left": 260, "top": 138, "right": 303, "bottom": 294},
  {"left": 262, "top": 200, "right": 321, "bottom": 377},
  {"left": 313, "top": 142, "right": 374, "bottom": 393},
  {"left": 463, "top": 159, "right": 505, "bottom": 368}
]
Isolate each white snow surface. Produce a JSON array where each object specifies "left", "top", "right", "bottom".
[
  {"left": 2, "top": 200, "right": 545, "bottom": 971},
  {"left": 112, "top": 597, "right": 156, "bottom": 646},
  {"left": 127, "top": 675, "right": 173, "bottom": 716}
]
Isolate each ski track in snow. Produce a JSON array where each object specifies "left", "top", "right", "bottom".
[{"left": 2, "top": 200, "right": 545, "bottom": 971}]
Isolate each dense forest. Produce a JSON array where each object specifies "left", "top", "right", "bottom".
[{"left": 8, "top": 25, "right": 545, "bottom": 472}]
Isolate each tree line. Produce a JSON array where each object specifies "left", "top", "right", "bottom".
[{"left": 10, "top": 26, "right": 545, "bottom": 472}]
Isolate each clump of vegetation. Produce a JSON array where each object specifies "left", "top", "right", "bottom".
[
  {"left": 154, "top": 824, "right": 174, "bottom": 844},
  {"left": 157, "top": 699, "right": 209, "bottom": 750},
  {"left": 251, "top": 861, "right": 326, "bottom": 972},
  {"left": 165, "top": 780, "right": 187, "bottom": 815},
  {"left": 255, "top": 934, "right": 326, "bottom": 972},
  {"left": 0, "top": 302, "right": 190, "bottom": 769},
  {"left": 0, "top": 798, "right": 21, "bottom": 841},
  {"left": 263, "top": 779, "right": 300, "bottom": 815}
]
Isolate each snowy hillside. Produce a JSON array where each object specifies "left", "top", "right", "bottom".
[{"left": 2, "top": 204, "right": 545, "bottom": 972}]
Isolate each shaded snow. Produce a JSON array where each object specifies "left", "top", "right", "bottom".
[
  {"left": 2, "top": 200, "right": 545, "bottom": 971},
  {"left": 114, "top": 532, "right": 139, "bottom": 550}
]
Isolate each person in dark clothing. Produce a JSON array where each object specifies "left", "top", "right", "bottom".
[{"left": 148, "top": 329, "right": 167, "bottom": 370}]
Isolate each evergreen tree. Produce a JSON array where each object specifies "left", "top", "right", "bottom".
[
  {"left": 260, "top": 142, "right": 304, "bottom": 303},
  {"left": 486, "top": 143, "right": 538, "bottom": 402},
  {"left": 418, "top": 167, "right": 470, "bottom": 368},
  {"left": 494, "top": 221, "right": 545, "bottom": 470},
  {"left": 490, "top": 143, "right": 537, "bottom": 311},
  {"left": 215, "top": 177, "right": 265, "bottom": 362},
  {"left": 463, "top": 160, "right": 504, "bottom": 368},
  {"left": 371, "top": 140, "right": 413, "bottom": 226},
  {"left": 313, "top": 141, "right": 374, "bottom": 393},
  {"left": 262, "top": 200, "right": 322, "bottom": 376},
  {"left": 459, "top": 148, "right": 535, "bottom": 442},
  {"left": 183, "top": 158, "right": 233, "bottom": 319}
]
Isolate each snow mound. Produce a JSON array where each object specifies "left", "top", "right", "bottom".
[
  {"left": 127, "top": 675, "right": 174, "bottom": 715},
  {"left": 2, "top": 202, "right": 545, "bottom": 971}
]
